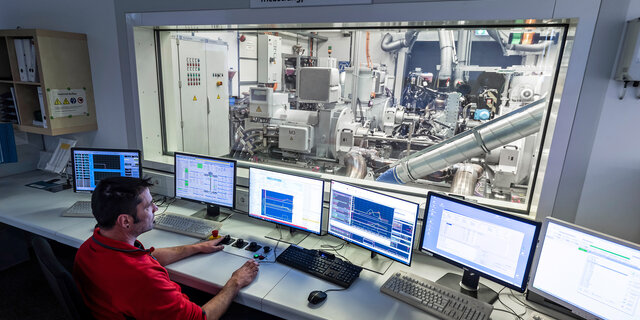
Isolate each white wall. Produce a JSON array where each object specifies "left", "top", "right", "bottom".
[
  {"left": 575, "top": 0, "right": 640, "bottom": 243},
  {"left": 0, "top": 0, "right": 128, "bottom": 151}
]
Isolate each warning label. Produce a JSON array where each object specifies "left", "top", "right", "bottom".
[{"left": 49, "top": 89, "right": 88, "bottom": 118}]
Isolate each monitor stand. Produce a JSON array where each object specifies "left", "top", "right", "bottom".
[
  {"left": 265, "top": 226, "right": 308, "bottom": 245},
  {"left": 190, "top": 204, "right": 231, "bottom": 222},
  {"left": 436, "top": 271, "right": 498, "bottom": 304},
  {"left": 334, "top": 245, "right": 393, "bottom": 275}
]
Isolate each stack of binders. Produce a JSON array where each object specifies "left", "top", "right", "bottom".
[{"left": 14, "top": 38, "right": 38, "bottom": 83}]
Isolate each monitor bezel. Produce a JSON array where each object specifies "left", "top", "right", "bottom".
[
  {"left": 71, "top": 147, "right": 143, "bottom": 193},
  {"left": 527, "top": 217, "right": 640, "bottom": 320},
  {"left": 173, "top": 152, "right": 236, "bottom": 210},
  {"left": 327, "top": 180, "right": 421, "bottom": 266},
  {"left": 419, "top": 191, "right": 540, "bottom": 292},
  {"left": 247, "top": 167, "right": 325, "bottom": 235}
]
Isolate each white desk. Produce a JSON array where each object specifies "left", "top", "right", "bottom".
[{"left": 0, "top": 170, "right": 572, "bottom": 320}]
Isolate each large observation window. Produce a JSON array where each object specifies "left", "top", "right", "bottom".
[{"left": 133, "top": 20, "right": 571, "bottom": 214}]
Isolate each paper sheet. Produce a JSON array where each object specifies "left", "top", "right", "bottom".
[{"left": 44, "top": 138, "right": 76, "bottom": 173}]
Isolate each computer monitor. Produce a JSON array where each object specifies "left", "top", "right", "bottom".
[
  {"left": 248, "top": 168, "right": 324, "bottom": 244},
  {"left": 71, "top": 148, "right": 142, "bottom": 192},
  {"left": 327, "top": 181, "right": 420, "bottom": 266},
  {"left": 527, "top": 217, "right": 640, "bottom": 320},
  {"left": 420, "top": 192, "right": 540, "bottom": 304},
  {"left": 174, "top": 152, "right": 236, "bottom": 221}
]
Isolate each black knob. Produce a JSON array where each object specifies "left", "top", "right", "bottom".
[
  {"left": 223, "top": 235, "right": 231, "bottom": 241},
  {"left": 236, "top": 239, "right": 245, "bottom": 246},
  {"left": 263, "top": 246, "right": 271, "bottom": 253},
  {"left": 249, "top": 241, "right": 258, "bottom": 248}
]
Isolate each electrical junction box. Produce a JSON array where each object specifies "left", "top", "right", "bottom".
[
  {"left": 615, "top": 18, "right": 640, "bottom": 81},
  {"left": 279, "top": 124, "right": 314, "bottom": 153}
]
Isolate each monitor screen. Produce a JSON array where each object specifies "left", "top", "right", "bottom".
[
  {"left": 72, "top": 148, "right": 141, "bottom": 192},
  {"left": 529, "top": 218, "right": 640, "bottom": 320},
  {"left": 420, "top": 192, "right": 539, "bottom": 291},
  {"left": 248, "top": 168, "right": 324, "bottom": 235},
  {"left": 327, "top": 181, "right": 420, "bottom": 266},
  {"left": 174, "top": 152, "right": 236, "bottom": 208}
]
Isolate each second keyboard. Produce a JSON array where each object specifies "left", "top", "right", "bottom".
[
  {"left": 381, "top": 271, "right": 493, "bottom": 320},
  {"left": 153, "top": 212, "right": 222, "bottom": 239}
]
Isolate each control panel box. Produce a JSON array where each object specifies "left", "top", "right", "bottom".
[{"left": 258, "top": 34, "right": 282, "bottom": 84}]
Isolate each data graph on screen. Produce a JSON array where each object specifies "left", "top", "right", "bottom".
[
  {"left": 248, "top": 168, "right": 324, "bottom": 234},
  {"left": 262, "top": 190, "right": 294, "bottom": 223},
  {"left": 328, "top": 181, "right": 420, "bottom": 265},
  {"left": 332, "top": 192, "right": 395, "bottom": 238}
]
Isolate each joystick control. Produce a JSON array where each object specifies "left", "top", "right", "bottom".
[
  {"left": 263, "top": 246, "right": 271, "bottom": 253},
  {"left": 245, "top": 241, "right": 262, "bottom": 252},
  {"left": 220, "top": 235, "right": 234, "bottom": 245},
  {"left": 234, "top": 238, "right": 247, "bottom": 248}
]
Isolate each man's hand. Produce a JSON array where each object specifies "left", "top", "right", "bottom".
[
  {"left": 196, "top": 237, "right": 224, "bottom": 254},
  {"left": 231, "top": 260, "right": 259, "bottom": 288},
  {"left": 201, "top": 260, "right": 260, "bottom": 319}
]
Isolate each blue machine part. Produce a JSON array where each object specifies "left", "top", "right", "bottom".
[{"left": 474, "top": 109, "right": 491, "bottom": 120}]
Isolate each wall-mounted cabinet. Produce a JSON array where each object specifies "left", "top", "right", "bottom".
[{"left": 0, "top": 29, "right": 97, "bottom": 135}]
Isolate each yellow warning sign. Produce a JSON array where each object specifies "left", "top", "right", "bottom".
[
  {"left": 55, "top": 98, "right": 62, "bottom": 105},
  {"left": 217, "top": 95, "right": 220, "bottom": 99},
  {"left": 63, "top": 98, "right": 70, "bottom": 105},
  {"left": 256, "top": 106, "right": 262, "bottom": 113},
  {"left": 193, "top": 96, "right": 197, "bottom": 101},
  {"left": 290, "top": 136, "right": 294, "bottom": 140}
]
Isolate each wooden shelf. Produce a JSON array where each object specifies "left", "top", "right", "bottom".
[
  {"left": 13, "top": 81, "right": 42, "bottom": 86},
  {"left": 0, "top": 29, "right": 97, "bottom": 136}
]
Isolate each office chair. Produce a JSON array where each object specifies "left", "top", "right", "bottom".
[{"left": 31, "top": 236, "right": 94, "bottom": 320}]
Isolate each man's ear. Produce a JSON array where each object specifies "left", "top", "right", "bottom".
[{"left": 115, "top": 214, "right": 134, "bottom": 229}]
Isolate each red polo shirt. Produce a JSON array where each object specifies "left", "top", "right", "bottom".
[{"left": 73, "top": 228, "right": 206, "bottom": 320}]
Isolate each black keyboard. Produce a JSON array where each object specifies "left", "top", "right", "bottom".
[
  {"left": 276, "top": 245, "right": 363, "bottom": 288},
  {"left": 381, "top": 271, "right": 493, "bottom": 320}
]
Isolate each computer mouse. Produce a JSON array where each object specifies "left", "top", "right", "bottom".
[{"left": 307, "top": 290, "right": 327, "bottom": 305}]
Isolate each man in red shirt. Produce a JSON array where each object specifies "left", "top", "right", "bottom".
[{"left": 74, "top": 176, "right": 259, "bottom": 320}]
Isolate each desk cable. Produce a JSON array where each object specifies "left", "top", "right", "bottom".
[
  {"left": 494, "top": 287, "right": 526, "bottom": 320},
  {"left": 258, "top": 225, "right": 283, "bottom": 264},
  {"left": 504, "top": 288, "right": 562, "bottom": 320}
]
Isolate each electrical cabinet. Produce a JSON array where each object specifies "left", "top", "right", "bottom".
[
  {"left": 0, "top": 29, "right": 97, "bottom": 135},
  {"left": 258, "top": 34, "right": 282, "bottom": 85},
  {"left": 161, "top": 35, "right": 229, "bottom": 156}
]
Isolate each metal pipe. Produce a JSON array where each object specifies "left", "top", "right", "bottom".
[
  {"left": 454, "top": 30, "right": 471, "bottom": 85},
  {"left": 450, "top": 163, "right": 483, "bottom": 196},
  {"left": 438, "top": 29, "right": 454, "bottom": 81},
  {"left": 376, "top": 99, "right": 546, "bottom": 184},
  {"left": 487, "top": 29, "right": 552, "bottom": 54},
  {"left": 344, "top": 151, "right": 368, "bottom": 179},
  {"left": 380, "top": 30, "right": 419, "bottom": 52}
]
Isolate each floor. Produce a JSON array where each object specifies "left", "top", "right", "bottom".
[{"left": 0, "top": 233, "right": 283, "bottom": 320}]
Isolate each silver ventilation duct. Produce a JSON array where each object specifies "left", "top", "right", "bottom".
[
  {"left": 380, "top": 30, "right": 419, "bottom": 52},
  {"left": 376, "top": 99, "right": 546, "bottom": 184}
]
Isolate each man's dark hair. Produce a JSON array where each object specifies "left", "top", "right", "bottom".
[{"left": 91, "top": 176, "right": 154, "bottom": 229}]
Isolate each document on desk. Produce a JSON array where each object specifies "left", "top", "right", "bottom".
[{"left": 44, "top": 138, "right": 76, "bottom": 173}]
